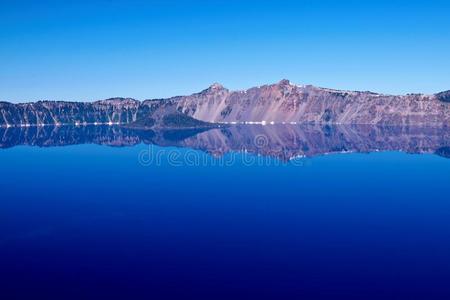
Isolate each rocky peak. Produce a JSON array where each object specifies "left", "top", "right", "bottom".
[
  {"left": 209, "top": 83, "right": 224, "bottom": 90},
  {"left": 278, "top": 79, "right": 292, "bottom": 86},
  {"left": 199, "top": 83, "right": 228, "bottom": 95},
  {"left": 275, "top": 79, "right": 310, "bottom": 90}
]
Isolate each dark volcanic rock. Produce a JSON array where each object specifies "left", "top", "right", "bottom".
[
  {"left": 436, "top": 90, "right": 450, "bottom": 103},
  {"left": 161, "top": 113, "right": 218, "bottom": 129},
  {"left": 435, "top": 147, "right": 450, "bottom": 158},
  {"left": 124, "top": 113, "right": 219, "bottom": 130}
]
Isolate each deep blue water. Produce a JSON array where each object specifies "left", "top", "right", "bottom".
[{"left": 1, "top": 137, "right": 450, "bottom": 299}]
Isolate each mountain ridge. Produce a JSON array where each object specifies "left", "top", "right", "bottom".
[{"left": 1, "top": 80, "right": 449, "bottom": 127}]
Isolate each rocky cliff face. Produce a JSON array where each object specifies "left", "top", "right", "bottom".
[
  {"left": 172, "top": 80, "right": 450, "bottom": 126},
  {"left": 0, "top": 98, "right": 149, "bottom": 127},
  {"left": 1, "top": 80, "right": 449, "bottom": 127}
]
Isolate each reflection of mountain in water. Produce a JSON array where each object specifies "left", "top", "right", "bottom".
[{"left": 1, "top": 125, "right": 449, "bottom": 160}]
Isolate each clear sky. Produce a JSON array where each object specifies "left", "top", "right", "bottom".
[{"left": 1, "top": 0, "right": 449, "bottom": 102}]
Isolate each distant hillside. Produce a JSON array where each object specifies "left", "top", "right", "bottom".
[{"left": 1, "top": 80, "right": 449, "bottom": 128}]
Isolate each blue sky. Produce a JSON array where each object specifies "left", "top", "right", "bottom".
[{"left": 1, "top": 0, "right": 449, "bottom": 102}]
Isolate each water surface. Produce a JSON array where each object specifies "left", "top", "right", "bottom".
[{"left": 1, "top": 125, "right": 450, "bottom": 299}]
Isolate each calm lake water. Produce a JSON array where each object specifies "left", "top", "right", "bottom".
[{"left": 1, "top": 125, "right": 450, "bottom": 299}]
